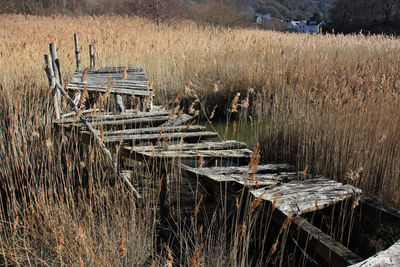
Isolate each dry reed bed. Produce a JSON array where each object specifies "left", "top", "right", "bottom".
[{"left": 0, "top": 14, "right": 400, "bottom": 265}]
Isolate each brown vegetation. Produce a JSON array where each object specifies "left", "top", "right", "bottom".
[{"left": 0, "top": 14, "right": 399, "bottom": 265}]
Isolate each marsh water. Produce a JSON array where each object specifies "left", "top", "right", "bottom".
[{"left": 204, "top": 119, "right": 259, "bottom": 149}]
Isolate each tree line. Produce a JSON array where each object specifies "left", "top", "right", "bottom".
[{"left": 329, "top": 0, "right": 400, "bottom": 34}]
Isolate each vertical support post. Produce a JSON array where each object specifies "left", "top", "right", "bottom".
[
  {"left": 44, "top": 54, "right": 61, "bottom": 119},
  {"left": 74, "top": 33, "right": 81, "bottom": 72},
  {"left": 114, "top": 94, "right": 125, "bottom": 114},
  {"left": 89, "top": 44, "right": 95, "bottom": 69},
  {"left": 49, "top": 43, "right": 62, "bottom": 119}
]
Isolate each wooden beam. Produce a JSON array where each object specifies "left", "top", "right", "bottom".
[
  {"left": 66, "top": 85, "right": 152, "bottom": 96},
  {"left": 97, "top": 125, "right": 205, "bottom": 136},
  {"left": 102, "top": 131, "right": 218, "bottom": 144},
  {"left": 129, "top": 140, "right": 247, "bottom": 153},
  {"left": 289, "top": 215, "right": 363, "bottom": 267},
  {"left": 56, "top": 110, "right": 170, "bottom": 123}
]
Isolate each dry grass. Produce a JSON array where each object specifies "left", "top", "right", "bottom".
[{"left": 0, "top": 13, "right": 400, "bottom": 265}]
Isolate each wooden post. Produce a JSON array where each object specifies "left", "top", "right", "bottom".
[
  {"left": 115, "top": 94, "right": 125, "bottom": 114},
  {"left": 74, "top": 33, "right": 81, "bottom": 72},
  {"left": 49, "top": 43, "right": 62, "bottom": 119},
  {"left": 89, "top": 44, "right": 95, "bottom": 69},
  {"left": 49, "top": 43, "right": 60, "bottom": 82},
  {"left": 44, "top": 54, "right": 61, "bottom": 119}
]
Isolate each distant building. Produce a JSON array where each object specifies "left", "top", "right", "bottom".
[
  {"left": 287, "top": 20, "right": 302, "bottom": 31},
  {"left": 256, "top": 16, "right": 262, "bottom": 24},
  {"left": 287, "top": 20, "right": 325, "bottom": 34}
]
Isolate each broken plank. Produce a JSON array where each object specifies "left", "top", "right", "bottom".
[
  {"left": 56, "top": 110, "right": 170, "bottom": 124},
  {"left": 135, "top": 148, "right": 252, "bottom": 160},
  {"left": 58, "top": 115, "right": 170, "bottom": 128},
  {"left": 162, "top": 114, "right": 193, "bottom": 126},
  {"left": 183, "top": 166, "right": 297, "bottom": 188},
  {"left": 65, "top": 86, "right": 152, "bottom": 96},
  {"left": 97, "top": 125, "right": 205, "bottom": 136},
  {"left": 128, "top": 140, "right": 247, "bottom": 153},
  {"left": 75, "top": 66, "right": 144, "bottom": 74},
  {"left": 188, "top": 164, "right": 295, "bottom": 176},
  {"left": 102, "top": 131, "right": 218, "bottom": 144},
  {"left": 250, "top": 177, "right": 362, "bottom": 216}
]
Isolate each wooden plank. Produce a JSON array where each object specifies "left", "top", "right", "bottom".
[
  {"left": 183, "top": 166, "right": 297, "bottom": 188},
  {"left": 98, "top": 125, "right": 205, "bottom": 136},
  {"left": 290, "top": 216, "right": 363, "bottom": 266},
  {"left": 136, "top": 148, "right": 252, "bottom": 160},
  {"left": 56, "top": 110, "right": 170, "bottom": 123},
  {"left": 250, "top": 178, "right": 362, "bottom": 216},
  {"left": 102, "top": 131, "right": 218, "bottom": 144},
  {"left": 74, "top": 66, "right": 144, "bottom": 74},
  {"left": 66, "top": 86, "right": 152, "bottom": 96},
  {"left": 349, "top": 239, "right": 400, "bottom": 266},
  {"left": 162, "top": 114, "right": 193, "bottom": 126},
  {"left": 69, "top": 79, "right": 149, "bottom": 85},
  {"left": 60, "top": 108, "right": 102, "bottom": 118},
  {"left": 73, "top": 72, "right": 148, "bottom": 80},
  {"left": 68, "top": 81, "right": 149, "bottom": 87},
  {"left": 58, "top": 115, "right": 170, "bottom": 128},
  {"left": 129, "top": 140, "right": 247, "bottom": 153},
  {"left": 189, "top": 164, "right": 295, "bottom": 175}
]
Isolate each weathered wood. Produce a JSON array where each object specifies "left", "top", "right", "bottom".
[
  {"left": 72, "top": 73, "right": 149, "bottom": 81},
  {"left": 290, "top": 215, "right": 363, "bottom": 266},
  {"left": 51, "top": 80, "right": 142, "bottom": 201},
  {"left": 163, "top": 114, "right": 193, "bottom": 126},
  {"left": 66, "top": 85, "right": 152, "bottom": 96},
  {"left": 67, "top": 83, "right": 148, "bottom": 91},
  {"left": 250, "top": 177, "right": 362, "bottom": 216},
  {"left": 102, "top": 131, "right": 218, "bottom": 144},
  {"left": 89, "top": 44, "right": 95, "bottom": 69},
  {"left": 184, "top": 166, "right": 297, "bottom": 188},
  {"left": 69, "top": 79, "right": 149, "bottom": 85},
  {"left": 349, "top": 239, "right": 400, "bottom": 266},
  {"left": 44, "top": 54, "right": 61, "bottom": 119},
  {"left": 129, "top": 140, "right": 247, "bottom": 153},
  {"left": 97, "top": 125, "right": 205, "bottom": 136},
  {"left": 135, "top": 148, "right": 252, "bottom": 160},
  {"left": 56, "top": 110, "right": 170, "bottom": 123},
  {"left": 75, "top": 66, "right": 144, "bottom": 73},
  {"left": 61, "top": 108, "right": 102, "bottom": 118},
  {"left": 115, "top": 94, "right": 125, "bottom": 114},
  {"left": 49, "top": 43, "right": 62, "bottom": 118},
  {"left": 74, "top": 33, "right": 81, "bottom": 71},
  {"left": 49, "top": 43, "right": 60, "bottom": 82},
  {"left": 188, "top": 164, "right": 295, "bottom": 175},
  {"left": 62, "top": 115, "right": 171, "bottom": 128}
]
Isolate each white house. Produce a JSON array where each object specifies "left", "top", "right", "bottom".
[
  {"left": 287, "top": 20, "right": 325, "bottom": 34},
  {"left": 286, "top": 20, "right": 302, "bottom": 30}
]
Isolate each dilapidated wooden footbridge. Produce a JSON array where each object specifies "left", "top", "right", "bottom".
[{"left": 43, "top": 35, "right": 400, "bottom": 266}]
